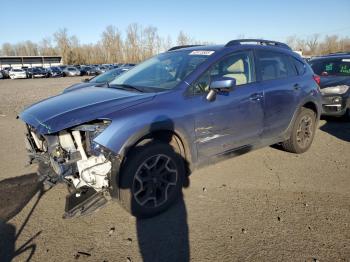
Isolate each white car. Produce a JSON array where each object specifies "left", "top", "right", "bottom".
[
  {"left": 9, "top": 69, "right": 27, "bottom": 79},
  {"left": 0, "top": 71, "right": 3, "bottom": 79}
]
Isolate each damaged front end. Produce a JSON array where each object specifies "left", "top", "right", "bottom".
[{"left": 25, "top": 120, "right": 114, "bottom": 218}]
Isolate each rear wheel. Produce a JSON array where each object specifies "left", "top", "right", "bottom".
[
  {"left": 117, "top": 141, "right": 184, "bottom": 218},
  {"left": 344, "top": 108, "right": 350, "bottom": 121},
  {"left": 281, "top": 107, "right": 316, "bottom": 154}
]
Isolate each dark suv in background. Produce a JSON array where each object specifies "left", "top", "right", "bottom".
[
  {"left": 20, "top": 39, "right": 322, "bottom": 218},
  {"left": 309, "top": 53, "right": 350, "bottom": 119}
]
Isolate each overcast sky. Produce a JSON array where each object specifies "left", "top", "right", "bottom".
[{"left": 1, "top": 0, "right": 349, "bottom": 45}]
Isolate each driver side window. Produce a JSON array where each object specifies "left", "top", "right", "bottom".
[{"left": 191, "top": 51, "right": 255, "bottom": 95}]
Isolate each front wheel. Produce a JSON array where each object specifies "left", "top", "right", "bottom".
[
  {"left": 116, "top": 141, "right": 185, "bottom": 218},
  {"left": 281, "top": 107, "right": 317, "bottom": 154},
  {"left": 344, "top": 108, "right": 350, "bottom": 121}
]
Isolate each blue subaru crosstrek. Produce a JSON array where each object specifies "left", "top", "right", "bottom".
[{"left": 19, "top": 39, "right": 322, "bottom": 218}]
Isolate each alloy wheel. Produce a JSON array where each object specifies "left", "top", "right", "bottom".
[
  {"left": 296, "top": 115, "right": 313, "bottom": 148},
  {"left": 132, "top": 154, "right": 178, "bottom": 208}
]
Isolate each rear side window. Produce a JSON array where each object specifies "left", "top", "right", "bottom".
[
  {"left": 309, "top": 58, "right": 350, "bottom": 76},
  {"left": 257, "top": 51, "right": 297, "bottom": 81},
  {"left": 290, "top": 57, "right": 306, "bottom": 75}
]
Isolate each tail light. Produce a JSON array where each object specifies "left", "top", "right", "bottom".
[{"left": 313, "top": 75, "right": 321, "bottom": 86}]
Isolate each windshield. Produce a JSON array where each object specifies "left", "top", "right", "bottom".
[
  {"left": 110, "top": 50, "right": 211, "bottom": 90},
  {"left": 90, "top": 69, "right": 125, "bottom": 83},
  {"left": 310, "top": 58, "right": 350, "bottom": 77}
]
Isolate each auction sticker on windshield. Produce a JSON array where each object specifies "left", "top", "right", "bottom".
[{"left": 189, "top": 50, "right": 215, "bottom": 55}]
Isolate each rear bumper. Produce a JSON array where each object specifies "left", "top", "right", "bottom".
[{"left": 321, "top": 94, "right": 350, "bottom": 116}]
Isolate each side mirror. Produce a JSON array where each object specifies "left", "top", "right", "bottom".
[
  {"left": 83, "top": 78, "right": 90, "bottom": 82},
  {"left": 206, "top": 77, "right": 236, "bottom": 101}
]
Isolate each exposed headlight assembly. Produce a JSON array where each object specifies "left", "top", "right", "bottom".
[
  {"left": 72, "top": 120, "right": 111, "bottom": 156},
  {"left": 321, "top": 85, "right": 349, "bottom": 95}
]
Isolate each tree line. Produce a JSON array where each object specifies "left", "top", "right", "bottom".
[
  {"left": 286, "top": 34, "right": 350, "bottom": 56},
  {"left": 0, "top": 24, "right": 205, "bottom": 65},
  {"left": 1, "top": 24, "right": 349, "bottom": 64}
]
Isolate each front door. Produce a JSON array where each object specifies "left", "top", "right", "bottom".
[{"left": 188, "top": 50, "right": 264, "bottom": 158}]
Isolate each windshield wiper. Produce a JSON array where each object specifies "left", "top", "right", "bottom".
[{"left": 109, "top": 84, "right": 143, "bottom": 92}]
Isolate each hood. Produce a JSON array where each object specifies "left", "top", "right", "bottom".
[
  {"left": 319, "top": 75, "right": 350, "bottom": 88},
  {"left": 19, "top": 87, "right": 155, "bottom": 134}
]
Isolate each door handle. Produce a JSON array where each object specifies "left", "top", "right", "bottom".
[
  {"left": 250, "top": 93, "right": 263, "bottom": 101},
  {"left": 293, "top": 83, "right": 301, "bottom": 90}
]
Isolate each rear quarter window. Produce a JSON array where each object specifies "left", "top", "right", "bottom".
[
  {"left": 257, "top": 50, "right": 297, "bottom": 81},
  {"left": 290, "top": 57, "right": 306, "bottom": 75}
]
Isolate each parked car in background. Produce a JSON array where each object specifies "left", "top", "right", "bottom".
[
  {"left": 96, "top": 65, "right": 109, "bottom": 74},
  {"left": 0, "top": 71, "right": 3, "bottom": 79},
  {"left": 1, "top": 67, "right": 12, "bottom": 78},
  {"left": 19, "top": 39, "right": 322, "bottom": 219},
  {"left": 48, "top": 67, "right": 63, "bottom": 77},
  {"left": 9, "top": 68, "right": 27, "bottom": 79},
  {"left": 59, "top": 65, "right": 67, "bottom": 71},
  {"left": 309, "top": 53, "right": 350, "bottom": 120},
  {"left": 64, "top": 67, "right": 131, "bottom": 93},
  {"left": 39, "top": 67, "right": 50, "bottom": 78},
  {"left": 27, "top": 67, "right": 47, "bottom": 78},
  {"left": 80, "top": 66, "right": 99, "bottom": 76},
  {"left": 62, "top": 66, "right": 81, "bottom": 77}
]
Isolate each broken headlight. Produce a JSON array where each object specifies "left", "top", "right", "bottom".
[{"left": 72, "top": 120, "right": 111, "bottom": 157}]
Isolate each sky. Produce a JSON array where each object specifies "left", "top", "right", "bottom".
[{"left": 0, "top": 0, "right": 350, "bottom": 46}]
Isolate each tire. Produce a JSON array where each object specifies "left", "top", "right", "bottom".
[
  {"left": 281, "top": 107, "right": 316, "bottom": 154},
  {"left": 344, "top": 108, "right": 350, "bottom": 122},
  {"left": 116, "top": 141, "right": 185, "bottom": 218}
]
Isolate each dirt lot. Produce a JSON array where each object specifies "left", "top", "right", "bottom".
[{"left": 0, "top": 77, "right": 349, "bottom": 262}]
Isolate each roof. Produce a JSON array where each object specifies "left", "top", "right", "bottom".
[{"left": 168, "top": 39, "right": 293, "bottom": 53}]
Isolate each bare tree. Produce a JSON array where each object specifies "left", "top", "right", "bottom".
[
  {"left": 4, "top": 24, "right": 350, "bottom": 64},
  {"left": 39, "top": 37, "right": 57, "bottom": 56},
  {"left": 54, "top": 28, "right": 72, "bottom": 64},
  {"left": 161, "top": 35, "right": 173, "bottom": 52},
  {"left": 101, "top": 25, "right": 124, "bottom": 63},
  {"left": 306, "top": 34, "right": 320, "bottom": 55},
  {"left": 321, "top": 35, "right": 340, "bottom": 54},
  {"left": 1, "top": 43, "right": 15, "bottom": 56},
  {"left": 140, "top": 26, "right": 160, "bottom": 60},
  {"left": 177, "top": 31, "right": 192, "bottom": 46},
  {"left": 125, "top": 23, "right": 142, "bottom": 63}
]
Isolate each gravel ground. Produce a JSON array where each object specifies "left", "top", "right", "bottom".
[{"left": 0, "top": 77, "right": 349, "bottom": 262}]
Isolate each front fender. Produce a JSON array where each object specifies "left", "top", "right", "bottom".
[{"left": 94, "top": 112, "right": 195, "bottom": 164}]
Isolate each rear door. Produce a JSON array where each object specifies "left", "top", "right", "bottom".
[{"left": 256, "top": 50, "right": 300, "bottom": 139}]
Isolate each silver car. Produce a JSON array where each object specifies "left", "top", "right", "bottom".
[{"left": 63, "top": 67, "right": 81, "bottom": 77}]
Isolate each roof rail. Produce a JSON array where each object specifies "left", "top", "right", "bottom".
[
  {"left": 225, "top": 39, "right": 291, "bottom": 50},
  {"left": 167, "top": 45, "right": 203, "bottom": 51}
]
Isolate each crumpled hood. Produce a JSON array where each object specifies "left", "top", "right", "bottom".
[
  {"left": 19, "top": 87, "right": 155, "bottom": 134},
  {"left": 320, "top": 76, "right": 350, "bottom": 88}
]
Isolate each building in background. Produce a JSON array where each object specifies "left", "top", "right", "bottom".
[{"left": 0, "top": 56, "right": 62, "bottom": 69}]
